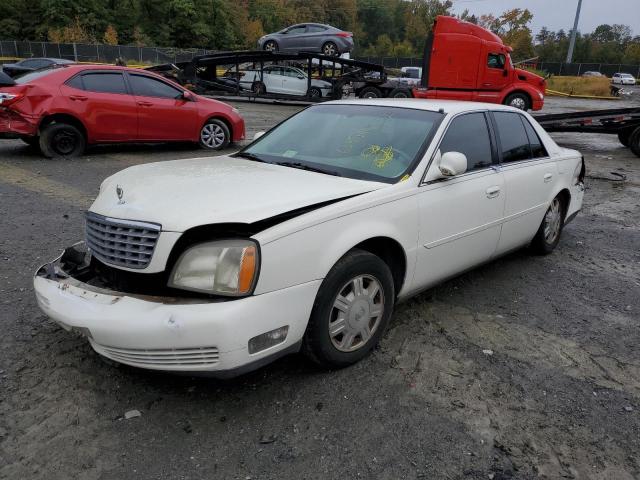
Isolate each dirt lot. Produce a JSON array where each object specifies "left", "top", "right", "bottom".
[{"left": 1, "top": 96, "right": 639, "bottom": 480}]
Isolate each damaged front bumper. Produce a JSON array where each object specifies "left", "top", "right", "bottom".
[{"left": 33, "top": 243, "right": 320, "bottom": 376}]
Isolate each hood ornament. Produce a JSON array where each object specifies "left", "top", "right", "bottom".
[{"left": 116, "top": 185, "right": 125, "bottom": 204}]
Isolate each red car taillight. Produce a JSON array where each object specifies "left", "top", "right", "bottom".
[
  {"left": 336, "top": 32, "right": 352, "bottom": 38},
  {"left": 0, "top": 92, "right": 25, "bottom": 107}
]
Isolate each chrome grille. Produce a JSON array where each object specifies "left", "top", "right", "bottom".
[
  {"left": 85, "top": 212, "right": 161, "bottom": 269},
  {"left": 92, "top": 343, "right": 220, "bottom": 368}
]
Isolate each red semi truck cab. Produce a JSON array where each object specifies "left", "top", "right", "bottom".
[{"left": 412, "top": 16, "right": 546, "bottom": 111}]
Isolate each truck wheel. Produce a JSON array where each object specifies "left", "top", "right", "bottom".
[
  {"left": 504, "top": 92, "right": 530, "bottom": 111},
  {"left": 359, "top": 87, "right": 382, "bottom": 99},
  {"left": 388, "top": 88, "right": 412, "bottom": 98},
  {"left": 629, "top": 128, "right": 640, "bottom": 157},
  {"left": 39, "top": 123, "right": 86, "bottom": 159},
  {"left": 618, "top": 129, "right": 631, "bottom": 147}
]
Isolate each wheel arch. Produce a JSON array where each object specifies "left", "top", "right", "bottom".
[
  {"left": 39, "top": 113, "right": 89, "bottom": 142},
  {"left": 556, "top": 188, "right": 571, "bottom": 218},
  {"left": 352, "top": 236, "right": 407, "bottom": 297}
]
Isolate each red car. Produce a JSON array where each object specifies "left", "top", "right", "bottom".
[{"left": 0, "top": 64, "right": 245, "bottom": 158}]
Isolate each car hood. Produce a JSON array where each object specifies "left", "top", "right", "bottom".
[{"left": 90, "top": 156, "right": 386, "bottom": 232}]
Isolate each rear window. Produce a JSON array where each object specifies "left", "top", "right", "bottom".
[{"left": 14, "top": 68, "right": 58, "bottom": 84}]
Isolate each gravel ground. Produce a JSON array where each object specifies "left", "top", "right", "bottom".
[{"left": 1, "top": 96, "right": 639, "bottom": 480}]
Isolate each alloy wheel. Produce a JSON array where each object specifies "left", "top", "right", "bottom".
[
  {"left": 510, "top": 96, "right": 527, "bottom": 110},
  {"left": 328, "top": 274, "right": 385, "bottom": 352},
  {"left": 323, "top": 43, "right": 337, "bottom": 56},
  {"left": 544, "top": 198, "right": 562, "bottom": 243},
  {"left": 200, "top": 123, "right": 226, "bottom": 148}
]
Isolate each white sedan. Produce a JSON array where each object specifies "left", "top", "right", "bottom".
[
  {"left": 34, "top": 100, "right": 585, "bottom": 377},
  {"left": 241, "top": 65, "right": 332, "bottom": 98},
  {"left": 611, "top": 73, "right": 636, "bottom": 85}
]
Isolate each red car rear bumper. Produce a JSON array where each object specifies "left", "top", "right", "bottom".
[{"left": 0, "top": 108, "right": 38, "bottom": 136}]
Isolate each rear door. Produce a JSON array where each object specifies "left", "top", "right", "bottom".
[
  {"left": 126, "top": 73, "right": 198, "bottom": 141},
  {"left": 60, "top": 71, "right": 138, "bottom": 142},
  {"left": 280, "top": 25, "right": 308, "bottom": 51},
  {"left": 263, "top": 67, "right": 285, "bottom": 93},
  {"left": 491, "top": 111, "right": 558, "bottom": 254},
  {"left": 302, "top": 24, "right": 328, "bottom": 50}
]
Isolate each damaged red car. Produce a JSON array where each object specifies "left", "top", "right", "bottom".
[{"left": 0, "top": 65, "right": 245, "bottom": 158}]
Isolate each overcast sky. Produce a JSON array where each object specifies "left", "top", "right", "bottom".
[{"left": 450, "top": 0, "right": 639, "bottom": 36}]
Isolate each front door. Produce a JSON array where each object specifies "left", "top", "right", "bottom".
[
  {"left": 281, "top": 67, "right": 308, "bottom": 95},
  {"left": 481, "top": 50, "right": 510, "bottom": 91},
  {"left": 413, "top": 112, "right": 505, "bottom": 291},
  {"left": 127, "top": 73, "right": 197, "bottom": 141}
]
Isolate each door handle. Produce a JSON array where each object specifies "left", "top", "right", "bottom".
[
  {"left": 137, "top": 101, "right": 153, "bottom": 107},
  {"left": 486, "top": 186, "right": 501, "bottom": 198},
  {"left": 544, "top": 173, "right": 553, "bottom": 182},
  {"left": 69, "top": 95, "right": 87, "bottom": 101}
]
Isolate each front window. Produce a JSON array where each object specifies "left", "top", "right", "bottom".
[
  {"left": 239, "top": 104, "right": 443, "bottom": 183},
  {"left": 487, "top": 53, "right": 506, "bottom": 69}
]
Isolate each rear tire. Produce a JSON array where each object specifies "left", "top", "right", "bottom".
[
  {"left": 530, "top": 195, "right": 565, "bottom": 255},
  {"left": 199, "top": 119, "right": 230, "bottom": 150},
  {"left": 39, "top": 123, "right": 85, "bottom": 159},
  {"left": 628, "top": 128, "right": 640, "bottom": 157},
  {"left": 504, "top": 92, "right": 531, "bottom": 111},
  {"left": 252, "top": 81, "right": 266, "bottom": 95},
  {"left": 358, "top": 86, "right": 382, "bottom": 99},
  {"left": 322, "top": 42, "right": 339, "bottom": 57},
  {"left": 302, "top": 249, "right": 395, "bottom": 369}
]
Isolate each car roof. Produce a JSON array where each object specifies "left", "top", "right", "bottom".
[
  {"left": 20, "top": 57, "right": 73, "bottom": 63},
  {"left": 321, "top": 98, "right": 526, "bottom": 115}
]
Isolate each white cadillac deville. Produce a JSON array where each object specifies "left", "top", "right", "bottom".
[{"left": 34, "top": 99, "right": 585, "bottom": 377}]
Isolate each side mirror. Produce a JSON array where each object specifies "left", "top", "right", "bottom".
[
  {"left": 439, "top": 151, "right": 467, "bottom": 176},
  {"left": 253, "top": 131, "right": 266, "bottom": 140},
  {"left": 297, "top": 75, "right": 304, "bottom": 79},
  {"left": 181, "top": 90, "right": 194, "bottom": 101},
  {"left": 502, "top": 69, "right": 508, "bottom": 77}
]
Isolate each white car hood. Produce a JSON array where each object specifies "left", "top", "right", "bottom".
[{"left": 90, "top": 156, "right": 386, "bottom": 232}]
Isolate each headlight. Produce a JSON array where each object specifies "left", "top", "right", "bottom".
[{"left": 169, "top": 240, "right": 259, "bottom": 296}]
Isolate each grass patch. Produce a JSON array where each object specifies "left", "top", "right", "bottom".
[{"left": 546, "top": 76, "right": 612, "bottom": 97}]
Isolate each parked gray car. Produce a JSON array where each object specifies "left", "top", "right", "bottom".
[
  {"left": 2, "top": 58, "right": 73, "bottom": 77},
  {"left": 257, "top": 23, "right": 354, "bottom": 57}
]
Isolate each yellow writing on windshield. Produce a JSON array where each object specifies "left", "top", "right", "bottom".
[{"left": 362, "top": 145, "right": 394, "bottom": 168}]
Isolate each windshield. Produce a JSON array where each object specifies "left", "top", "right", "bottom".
[{"left": 241, "top": 104, "right": 443, "bottom": 183}]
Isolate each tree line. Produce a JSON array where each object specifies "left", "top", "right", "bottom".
[{"left": 1, "top": 0, "right": 638, "bottom": 64}]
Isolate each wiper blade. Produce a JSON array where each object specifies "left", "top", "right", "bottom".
[
  {"left": 275, "top": 161, "right": 341, "bottom": 177},
  {"left": 234, "top": 151, "right": 267, "bottom": 163}
]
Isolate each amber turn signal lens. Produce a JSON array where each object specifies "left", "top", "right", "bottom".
[{"left": 238, "top": 246, "right": 257, "bottom": 294}]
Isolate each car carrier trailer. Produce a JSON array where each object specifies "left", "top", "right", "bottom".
[{"left": 533, "top": 107, "right": 640, "bottom": 157}]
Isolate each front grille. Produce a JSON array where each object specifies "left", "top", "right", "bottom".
[
  {"left": 85, "top": 212, "right": 161, "bottom": 269},
  {"left": 92, "top": 343, "right": 220, "bottom": 368}
]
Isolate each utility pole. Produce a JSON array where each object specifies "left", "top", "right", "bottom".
[{"left": 566, "top": 0, "right": 583, "bottom": 63}]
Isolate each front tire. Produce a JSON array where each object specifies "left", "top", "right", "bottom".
[
  {"left": 308, "top": 86, "right": 322, "bottom": 98},
  {"left": 504, "top": 92, "right": 531, "bottom": 111},
  {"left": 199, "top": 119, "right": 230, "bottom": 150},
  {"left": 263, "top": 40, "right": 278, "bottom": 52},
  {"left": 39, "top": 123, "right": 85, "bottom": 159},
  {"left": 628, "top": 128, "right": 640, "bottom": 157},
  {"left": 531, "top": 195, "right": 565, "bottom": 254},
  {"left": 302, "top": 249, "right": 395, "bottom": 368}
]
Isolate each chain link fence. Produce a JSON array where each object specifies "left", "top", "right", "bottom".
[{"left": 0, "top": 40, "right": 215, "bottom": 65}]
